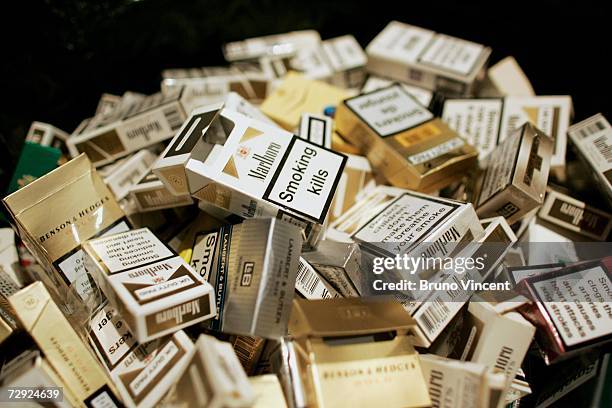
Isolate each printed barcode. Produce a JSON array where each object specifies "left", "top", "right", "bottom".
[
  {"left": 0, "top": 270, "right": 19, "bottom": 298},
  {"left": 297, "top": 261, "right": 321, "bottom": 295},
  {"left": 594, "top": 135, "right": 612, "bottom": 163},
  {"left": 419, "top": 297, "right": 450, "bottom": 335},
  {"left": 163, "top": 107, "right": 184, "bottom": 130},
  {"left": 233, "top": 336, "right": 261, "bottom": 367},
  {"left": 579, "top": 120, "right": 606, "bottom": 139}
]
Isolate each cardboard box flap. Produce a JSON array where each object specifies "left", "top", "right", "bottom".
[{"left": 4, "top": 154, "right": 92, "bottom": 215}]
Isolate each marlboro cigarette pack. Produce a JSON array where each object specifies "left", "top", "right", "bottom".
[
  {"left": 67, "top": 88, "right": 194, "bottom": 167},
  {"left": 184, "top": 107, "right": 346, "bottom": 246},
  {"left": 153, "top": 92, "right": 272, "bottom": 197},
  {"left": 87, "top": 302, "right": 194, "bottom": 408},
  {"left": 82, "top": 228, "right": 216, "bottom": 342}
]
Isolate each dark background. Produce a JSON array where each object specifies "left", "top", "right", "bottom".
[{"left": 1, "top": 0, "right": 610, "bottom": 192}]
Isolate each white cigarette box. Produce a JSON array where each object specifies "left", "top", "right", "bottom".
[
  {"left": 68, "top": 88, "right": 193, "bottom": 167},
  {"left": 104, "top": 150, "right": 158, "bottom": 200},
  {"left": 87, "top": 303, "right": 194, "bottom": 408},
  {"left": 172, "top": 335, "right": 255, "bottom": 408},
  {"left": 83, "top": 228, "right": 216, "bottom": 342},
  {"left": 449, "top": 302, "right": 535, "bottom": 408},
  {"left": 442, "top": 95, "right": 572, "bottom": 171},
  {"left": 26, "top": 121, "right": 69, "bottom": 154},
  {"left": 162, "top": 67, "right": 270, "bottom": 105},
  {"left": 189, "top": 218, "right": 302, "bottom": 339},
  {"left": 477, "top": 56, "right": 535, "bottom": 97},
  {"left": 154, "top": 92, "right": 273, "bottom": 197},
  {"left": 352, "top": 189, "right": 483, "bottom": 259},
  {"left": 420, "top": 354, "right": 507, "bottom": 408},
  {"left": 271, "top": 35, "right": 366, "bottom": 89},
  {"left": 366, "top": 21, "right": 491, "bottom": 96},
  {"left": 321, "top": 35, "right": 367, "bottom": 89},
  {"left": 568, "top": 113, "right": 612, "bottom": 207},
  {"left": 185, "top": 108, "right": 346, "bottom": 236},
  {"left": 129, "top": 173, "right": 194, "bottom": 213}
]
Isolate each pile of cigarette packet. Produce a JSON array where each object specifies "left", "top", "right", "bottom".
[{"left": 1, "top": 21, "right": 611, "bottom": 408}]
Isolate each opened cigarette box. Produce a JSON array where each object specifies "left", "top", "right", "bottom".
[
  {"left": 284, "top": 298, "right": 431, "bottom": 408},
  {"left": 3, "top": 154, "right": 130, "bottom": 304},
  {"left": 420, "top": 354, "right": 507, "bottom": 408},
  {"left": 335, "top": 83, "right": 478, "bottom": 192},
  {"left": 446, "top": 301, "right": 535, "bottom": 408},
  {"left": 82, "top": 228, "right": 216, "bottom": 342},
  {"left": 184, "top": 107, "right": 346, "bottom": 246},
  {"left": 162, "top": 66, "right": 270, "bottom": 105},
  {"left": 26, "top": 121, "right": 70, "bottom": 156},
  {"left": 268, "top": 35, "right": 367, "bottom": 89},
  {"left": 405, "top": 215, "right": 510, "bottom": 348},
  {"left": 366, "top": 21, "right": 491, "bottom": 96},
  {"left": 153, "top": 92, "right": 271, "bottom": 196},
  {"left": 95, "top": 93, "right": 122, "bottom": 116}
]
